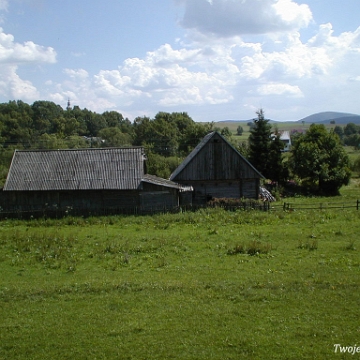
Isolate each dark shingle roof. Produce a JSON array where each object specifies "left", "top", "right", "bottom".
[{"left": 3, "top": 147, "right": 146, "bottom": 191}]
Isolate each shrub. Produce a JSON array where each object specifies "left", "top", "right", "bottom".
[
  {"left": 227, "top": 240, "right": 272, "bottom": 256},
  {"left": 298, "top": 239, "right": 318, "bottom": 251}
]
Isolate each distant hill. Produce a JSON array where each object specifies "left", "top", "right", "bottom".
[
  {"left": 216, "top": 112, "right": 360, "bottom": 125},
  {"left": 298, "top": 112, "right": 360, "bottom": 124}
]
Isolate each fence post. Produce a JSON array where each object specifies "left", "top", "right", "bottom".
[{"left": 357, "top": 200, "right": 359, "bottom": 210}]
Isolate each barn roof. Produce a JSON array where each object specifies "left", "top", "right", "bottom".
[
  {"left": 170, "top": 131, "right": 264, "bottom": 180},
  {"left": 142, "top": 174, "right": 193, "bottom": 192},
  {"left": 3, "top": 147, "right": 146, "bottom": 191}
]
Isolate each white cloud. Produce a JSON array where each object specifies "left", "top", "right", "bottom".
[
  {"left": 0, "top": 28, "right": 56, "bottom": 64},
  {"left": 309, "top": 23, "right": 360, "bottom": 55},
  {"left": 272, "top": 0, "right": 311, "bottom": 27},
  {"left": 178, "top": 0, "right": 312, "bottom": 37},
  {"left": 64, "top": 68, "right": 89, "bottom": 80},
  {"left": 0, "top": 64, "right": 39, "bottom": 100},
  {"left": 0, "top": 27, "right": 56, "bottom": 101},
  {"left": 257, "top": 83, "right": 303, "bottom": 97},
  {"left": 241, "top": 42, "right": 323, "bottom": 84},
  {"left": 85, "top": 44, "right": 235, "bottom": 109}
]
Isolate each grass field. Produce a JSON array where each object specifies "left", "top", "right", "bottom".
[
  {"left": 215, "top": 120, "right": 338, "bottom": 135},
  {"left": 1, "top": 183, "right": 360, "bottom": 359},
  {"left": 215, "top": 120, "right": 312, "bottom": 142}
]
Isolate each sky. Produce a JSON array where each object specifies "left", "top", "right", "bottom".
[{"left": 1, "top": 0, "right": 360, "bottom": 122}]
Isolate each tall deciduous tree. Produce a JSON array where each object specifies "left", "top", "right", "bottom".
[
  {"left": 290, "top": 124, "right": 351, "bottom": 195},
  {"left": 98, "top": 127, "right": 132, "bottom": 147},
  {"left": 267, "top": 129, "right": 287, "bottom": 183},
  {"left": 221, "top": 127, "right": 232, "bottom": 138},
  {"left": 236, "top": 125, "right": 244, "bottom": 136}
]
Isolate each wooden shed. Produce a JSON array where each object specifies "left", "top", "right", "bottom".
[
  {"left": 170, "top": 131, "right": 264, "bottom": 204},
  {"left": 0, "top": 147, "right": 191, "bottom": 217}
]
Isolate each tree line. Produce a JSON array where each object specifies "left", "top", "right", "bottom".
[
  {"left": 0, "top": 100, "right": 353, "bottom": 195},
  {"left": 0, "top": 100, "right": 221, "bottom": 183},
  {"left": 333, "top": 123, "right": 360, "bottom": 148}
]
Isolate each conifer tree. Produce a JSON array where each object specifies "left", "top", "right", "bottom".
[{"left": 248, "top": 109, "right": 287, "bottom": 182}]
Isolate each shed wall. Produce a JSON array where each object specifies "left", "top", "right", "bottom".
[
  {"left": 0, "top": 190, "right": 140, "bottom": 215},
  {"left": 177, "top": 179, "right": 259, "bottom": 204}
]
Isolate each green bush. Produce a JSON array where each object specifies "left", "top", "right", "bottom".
[{"left": 227, "top": 240, "right": 272, "bottom": 256}]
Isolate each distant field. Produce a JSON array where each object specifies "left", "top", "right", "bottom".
[
  {"left": 214, "top": 120, "right": 340, "bottom": 135},
  {"left": 1, "top": 182, "right": 360, "bottom": 359},
  {"left": 216, "top": 121, "right": 360, "bottom": 167}
]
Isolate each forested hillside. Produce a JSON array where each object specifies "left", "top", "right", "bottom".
[{"left": 0, "top": 100, "right": 216, "bottom": 186}]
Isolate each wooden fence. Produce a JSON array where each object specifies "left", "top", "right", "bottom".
[
  {"left": 0, "top": 206, "right": 171, "bottom": 219},
  {"left": 0, "top": 200, "right": 358, "bottom": 219},
  {"left": 279, "top": 200, "right": 360, "bottom": 211},
  {"left": 190, "top": 200, "right": 360, "bottom": 213}
]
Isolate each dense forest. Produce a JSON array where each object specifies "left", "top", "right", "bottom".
[{"left": 0, "top": 100, "right": 229, "bottom": 185}]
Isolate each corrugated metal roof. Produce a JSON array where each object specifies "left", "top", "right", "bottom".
[
  {"left": 142, "top": 174, "right": 193, "bottom": 192},
  {"left": 169, "top": 131, "right": 264, "bottom": 180},
  {"left": 3, "top": 147, "right": 146, "bottom": 191}
]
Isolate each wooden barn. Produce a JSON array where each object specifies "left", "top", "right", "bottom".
[
  {"left": 170, "top": 131, "right": 264, "bottom": 204},
  {"left": 0, "top": 147, "right": 192, "bottom": 217}
]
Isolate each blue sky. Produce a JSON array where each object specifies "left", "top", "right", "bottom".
[{"left": 1, "top": 0, "right": 360, "bottom": 122}]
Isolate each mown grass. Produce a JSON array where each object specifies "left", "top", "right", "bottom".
[{"left": 0, "top": 184, "right": 360, "bottom": 359}]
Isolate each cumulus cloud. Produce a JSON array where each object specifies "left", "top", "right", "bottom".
[
  {"left": 178, "top": 0, "right": 312, "bottom": 37},
  {"left": 0, "top": 64, "right": 39, "bottom": 100},
  {"left": 239, "top": 33, "right": 332, "bottom": 81},
  {"left": 86, "top": 44, "right": 235, "bottom": 109},
  {"left": 308, "top": 23, "right": 360, "bottom": 55},
  {"left": 256, "top": 83, "right": 303, "bottom": 97},
  {"left": 64, "top": 68, "right": 89, "bottom": 80},
  {"left": 0, "top": 26, "right": 57, "bottom": 101},
  {"left": 0, "top": 28, "right": 56, "bottom": 64}
]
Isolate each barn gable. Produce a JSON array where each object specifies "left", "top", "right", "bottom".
[
  {"left": 170, "top": 131, "right": 264, "bottom": 181},
  {"left": 169, "top": 131, "right": 264, "bottom": 202}
]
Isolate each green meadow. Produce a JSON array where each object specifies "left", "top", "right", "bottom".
[
  {"left": 1, "top": 182, "right": 360, "bottom": 359},
  {"left": 216, "top": 120, "right": 340, "bottom": 143}
]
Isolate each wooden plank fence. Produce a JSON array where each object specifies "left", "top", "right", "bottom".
[
  {"left": 280, "top": 200, "right": 360, "bottom": 211},
  {"left": 0, "top": 200, "right": 358, "bottom": 219}
]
